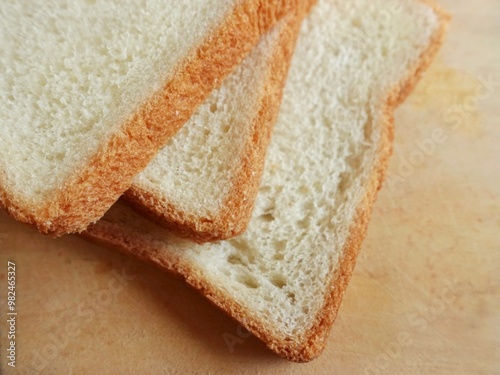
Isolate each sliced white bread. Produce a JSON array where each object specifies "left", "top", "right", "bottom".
[
  {"left": 0, "top": 0, "right": 314, "bottom": 236},
  {"left": 84, "top": 0, "right": 448, "bottom": 362},
  {"left": 124, "top": 5, "right": 305, "bottom": 243}
]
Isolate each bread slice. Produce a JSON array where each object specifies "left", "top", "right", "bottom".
[
  {"left": 84, "top": 0, "right": 448, "bottom": 362},
  {"left": 0, "top": 0, "right": 314, "bottom": 236},
  {"left": 124, "top": 5, "right": 305, "bottom": 243}
]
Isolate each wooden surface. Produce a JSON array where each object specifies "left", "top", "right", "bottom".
[{"left": 1, "top": 1, "right": 499, "bottom": 373}]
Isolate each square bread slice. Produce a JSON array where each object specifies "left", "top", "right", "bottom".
[
  {"left": 0, "top": 0, "right": 314, "bottom": 236},
  {"left": 124, "top": 2, "right": 306, "bottom": 243},
  {"left": 84, "top": 0, "right": 448, "bottom": 362}
]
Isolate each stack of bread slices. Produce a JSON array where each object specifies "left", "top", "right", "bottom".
[{"left": 0, "top": 0, "right": 448, "bottom": 361}]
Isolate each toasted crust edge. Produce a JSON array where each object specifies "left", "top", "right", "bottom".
[
  {"left": 123, "top": 3, "right": 312, "bottom": 243},
  {"left": 83, "top": 1, "right": 449, "bottom": 362},
  {"left": 284, "top": 2, "right": 451, "bottom": 361},
  {"left": 0, "top": 0, "right": 311, "bottom": 237}
]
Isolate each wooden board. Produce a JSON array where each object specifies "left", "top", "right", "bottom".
[{"left": 1, "top": 1, "right": 499, "bottom": 373}]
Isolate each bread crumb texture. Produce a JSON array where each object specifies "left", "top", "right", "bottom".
[
  {"left": 86, "top": 0, "right": 446, "bottom": 361},
  {"left": 0, "top": 0, "right": 233, "bottom": 202}
]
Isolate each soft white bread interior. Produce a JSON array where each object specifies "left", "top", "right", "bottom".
[
  {"left": 0, "top": 0, "right": 312, "bottom": 236},
  {"left": 125, "top": 9, "right": 305, "bottom": 243},
  {"left": 84, "top": 0, "right": 448, "bottom": 362}
]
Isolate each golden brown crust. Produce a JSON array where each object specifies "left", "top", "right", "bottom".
[
  {"left": 283, "top": 3, "right": 450, "bottom": 362},
  {"left": 83, "top": 1, "right": 449, "bottom": 362},
  {"left": 277, "top": 3, "right": 450, "bottom": 362},
  {"left": 0, "top": 0, "right": 313, "bottom": 237},
  {"left": 123, "top": 3, "right": 313, "bottom": 243},
  {"left": 124, "top": 10, "right": 305, "bottom": 242}
]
